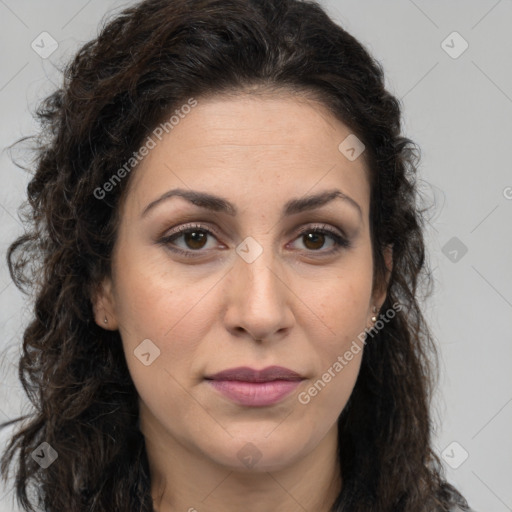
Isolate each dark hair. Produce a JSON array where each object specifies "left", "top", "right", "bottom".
[{"left": 1, "top": 0, "right": 470, "bottom": 510}]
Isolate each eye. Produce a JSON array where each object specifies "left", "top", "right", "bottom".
[
  {"left": 289, "top": 224, "right": 351, "bottom": 254},
  {"left": 158, "top": 222, "right": 351, "bottom": 258},
  {"left": 158, "top": 223, "right": 221, "bottom": 257}
]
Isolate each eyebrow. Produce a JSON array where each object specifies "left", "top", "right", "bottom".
[{"left": 141, "top": 187, "right": 362, "bottom": 219}]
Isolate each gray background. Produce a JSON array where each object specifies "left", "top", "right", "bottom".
[{"left": 0, "top": 1, "right": 511, "bottom": 511}]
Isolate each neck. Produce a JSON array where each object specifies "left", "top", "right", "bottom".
[{"left": 142, "top": 415, "right": 341, "bottom": 512}]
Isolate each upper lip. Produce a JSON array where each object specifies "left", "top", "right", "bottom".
[{"left": 205, "top": 365, "right": 304, "bottom": 382}]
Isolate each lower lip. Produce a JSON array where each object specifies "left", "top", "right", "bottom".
[{"left": 207, "top": 379, "right": 302, "bottom": 406}]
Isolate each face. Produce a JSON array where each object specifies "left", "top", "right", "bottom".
[{"left": 94, "top": 93, "right": 391, "bottom": 473}]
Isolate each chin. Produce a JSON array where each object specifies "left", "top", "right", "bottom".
[{"left": 198, "top": 426, "right": 315, "bottom": 473}]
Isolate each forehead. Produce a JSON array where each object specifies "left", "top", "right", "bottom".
[{"left": 122, "top": 93, "right": 370, "bottom": 219}]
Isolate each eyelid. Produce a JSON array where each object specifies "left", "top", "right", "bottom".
[
  {"left": 295, "top": 223, "right": 347, "bottom": 240},
  {"left": 163, "top": 222, "right": 223, "bottom": 240}
]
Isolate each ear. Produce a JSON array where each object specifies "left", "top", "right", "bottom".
[
  {"left": 372, "top": 244, "right": 393, "bottom": 310},
  {"left": 91, "top": 277, "right": 119, "bottom": 330}
]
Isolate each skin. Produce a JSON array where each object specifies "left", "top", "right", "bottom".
[{"left": 93, "top": 92, "right": 392, "bottom": 512}]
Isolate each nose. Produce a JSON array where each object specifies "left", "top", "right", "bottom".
[{"left": 222, "top": 240, "right": 294, "bottom": 343}]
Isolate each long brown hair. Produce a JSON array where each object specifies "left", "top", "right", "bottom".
[{"left": 1, "top": 0, "right": 470, "bottom": 510}]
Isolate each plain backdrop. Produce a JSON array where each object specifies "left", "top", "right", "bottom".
[{"left": 0, "top": 1, "right": 511, "bottom": 511}]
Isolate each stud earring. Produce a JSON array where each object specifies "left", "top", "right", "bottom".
[
  {"left": 371, "top": 306, "right": 378, "bottom": 323},
  {"left": 104, "top": 315, "right": 108, "bottom": 324}
]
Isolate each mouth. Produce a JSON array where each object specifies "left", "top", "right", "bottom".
[{"left": 204, "top": 366, "right": 305, "bottom": 407}]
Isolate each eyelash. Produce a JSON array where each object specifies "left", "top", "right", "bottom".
[{"left": 158, "top": 223, "right": 351, "bottom": 258}]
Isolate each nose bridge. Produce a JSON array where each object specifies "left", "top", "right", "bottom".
[
  {"left": 236, "top": 234, "right": 282, "bottom": 304},
  {"left": 225, "top": 234, "right": 292, "bottom": 339}
]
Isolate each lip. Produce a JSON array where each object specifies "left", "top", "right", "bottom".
[
  {"left": 205, "top": 365, "right": 304, "bottom": 382},
  {"left": 205, "top": 366, "right": 304, "bottom": 407}
]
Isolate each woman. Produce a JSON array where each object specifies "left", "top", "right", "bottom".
[{"left": 0, "top": 0, "right": 474, "bottom": 510}]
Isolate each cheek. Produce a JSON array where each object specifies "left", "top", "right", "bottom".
[
  {"left": 296, "top": 259, "right": 372, "bottom": 410},
  {"left": 297, "top": 301, "right": 365, "bottom": 425},
  {"left": 315, "top": 283, "right": 370, "bottom": 335},
  {"left": 302, "top": 257, "right": 374, "bottom": 347},
  {"left": 113, "top": 245, "right": 216, "bottom": 338},
  {"left": 114, "top": 267, "right": 213, "bottom": 424},
  {"left": 111, "top": 249, "right": 221, "bottom": 395},
  {"left": 312, "top": 289, "right": 366, "bottom": 397}
]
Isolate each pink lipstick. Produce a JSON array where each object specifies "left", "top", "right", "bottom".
[{"left": 205, "top": 366, "right": 304, "bottom": 407}]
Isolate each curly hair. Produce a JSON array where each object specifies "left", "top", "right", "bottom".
[{"left": 1, "top": 0, "right": 470, "bottom": 510}]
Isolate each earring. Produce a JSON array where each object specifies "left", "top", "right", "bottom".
[
  {"left": 371, "top": 306, "right": 378, "bottom": 323},
  {"left": 104, "top": 315, "right": 108, "bottom": 324}
]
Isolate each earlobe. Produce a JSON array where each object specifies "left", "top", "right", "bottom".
[{"left": 91, "top": 278, "right": 118, "bottom": 330}]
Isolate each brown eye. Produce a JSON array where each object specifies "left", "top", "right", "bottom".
[
  {"left": 302, "top": 232, "right": 327, "bottom": 250},
  {"left": 183, "top": 230, "right": 208, "bottom": 250},
  {"left": 291, "top": 226, "right": 350, "bottom": 254},
  {"left": 159, "top": 223, "right": 350, "bottom": 259},
  {"left": 159, "top": 223, "right": 220, "bottom": 257}
]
